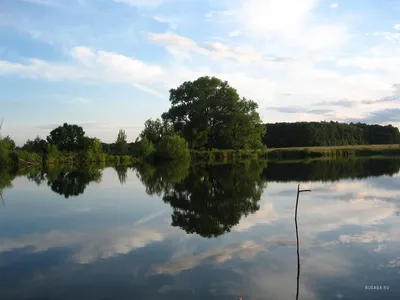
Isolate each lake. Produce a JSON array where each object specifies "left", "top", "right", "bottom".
[{"left": 0, "top": 158, "right": 399, "bottom": 300}]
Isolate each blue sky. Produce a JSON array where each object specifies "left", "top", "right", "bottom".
[{"left": 1, "top": 0, "right": 400, "bottom": 144}]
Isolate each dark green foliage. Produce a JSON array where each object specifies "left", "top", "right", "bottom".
[
  {"left": 47, "top": 123, "right": 86, "bottom": 152},
  {"left": 9, "top": 151, "right": 42, "bottom": 165},
  {"left": 356, "top": 123, "right": 400, "bottom": 144},
  {"left": 46, "top": 144, "right": 61, "bottom": 162},
  {"left": 46, "top": 166, "right": 103, "bottom": 198},
  {"left": 136, "top": 159, "right": 190, "bottom": 196},
  {"left": 136, "top": 160, "right": 267, "bottom": 238},
  {"left": 22, "top": 136, "right": 48, "bottom": 154},
  {"left": 138, "top": 137, "right": 155, "bottom": 158},
  {"left": 140, "top": 118, "right": 174, "bottom": 145},
  {"left": 162, "top": 76, "right": 265, "bottom": 150},
  {"left": 115, "top": 129, "right": 128, "bottom": 155},
  {"left": 264, "top": 121, "right": 400, "bottom": 148},
  {"left": 262, "top": 158, "right": 400, "bottom": 182},
  {"left": 156, "top": 135, "right": 190, "bottom": 161},
  {"left": 78, "top": 138, "right": 106, "bottom": 163}
]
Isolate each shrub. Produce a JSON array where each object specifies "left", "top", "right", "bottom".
[
  {"left": 138, "top": 137, "right": 155, "bottom": 158},
  {"left": 156, "top": 135, "right": 190, "bottom": 161}
]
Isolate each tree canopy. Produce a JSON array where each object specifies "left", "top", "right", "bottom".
[
  {"left": 115, "top": 129, "right": 128, "bottom": 155},
  {"left": 47, "top": 123, "right": 86, "bottom": 152},
  {"left": 162, "top": 76, "right": 265, "bottom": 150}
]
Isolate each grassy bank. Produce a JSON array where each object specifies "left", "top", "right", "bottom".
[
  {"left": 3, "top": 144, "right": 400, "bottom": 166},
  {"left": 266, "top": 144, "right": 400, "bottom": 160},
  {"left": 190, "top": 149, "right": 268, "bottom": 163},
  {"left": 0, "top": 150, "right": 142, "bottom": 167}
]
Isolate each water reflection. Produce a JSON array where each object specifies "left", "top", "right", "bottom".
[
  {"left": 263, "top": 158, "right": 400, "bottom": 182},
  {"left": 0, "top": 158, "right": 399, "bottom": 299},
  {"left": 114, "top": 165, "right": 128, "bottom": 185},
  {"left": 23, "top": 166, "right": 103, "bottom": 198},
  {"left": 136, "top": 160, "right": 267, "bottom": 238}
]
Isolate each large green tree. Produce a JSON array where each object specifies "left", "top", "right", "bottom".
[
  {"left": 162, "top": 76, "right": 265, "bottom": 150},
  {"left": 47, "top": 123, "right": 86, "bottom": 152}
]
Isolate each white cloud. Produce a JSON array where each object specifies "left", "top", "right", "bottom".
[
  {"left": 234, "top": 203, "right": 280, "bottom": 232},
  {"left": 153, "top": 15, "right": 179, "bottom": 29},
  {"left": 236, "top": 0, "right": 318, "bottom": 35},
  {"left": 339, "top": 232, "right": 389, "bottom": 244},
  {"left": 149, "top": 32, "right": 263, "bottom": 64},
  {"left": 228, "top": 30, "right": 240, "bottom": 37},
  {"left": 153, "top": 240, "right": 266, "bottom": 275},
  {"left": 112, "top": 0, "right": 163, "bottom": 8},
  {"left": 394, "top": 24, "right": 400, "bottom": 30},
  {"left": 330, "top": 3, "right": 339, "bottom": 9},
  {"left": 0, "top": 46, "right": 165, "bottom": 98},
  {"left": 374, "top": 31, "right": 400, "bottom": 41},
  {"left": 0, "top": 217, "right": 172, "bottom": 264}
]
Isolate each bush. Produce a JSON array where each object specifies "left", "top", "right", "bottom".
[
  {"left": 46, "top": 144, "right": 60, "bottom": 162},
  {"left": 9, "top": 151, "right": 42, "bottom": 165},
  {"left": 156, "top": 135, "right": 190, "bottom": 161},
  {"left": 138, "top": 137, "right": 155, "bottom": 158}
]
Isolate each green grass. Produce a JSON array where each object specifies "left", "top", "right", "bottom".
[{"left": 266, "top": 144, "right": 400, "bottom": 160}]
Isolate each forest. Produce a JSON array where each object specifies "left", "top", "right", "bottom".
[
  {"left": 1, "top": 76, "right": 400, "bottom": 166},
  {"left": 263, "top": 122, "right": 400, "bottom": 148}
]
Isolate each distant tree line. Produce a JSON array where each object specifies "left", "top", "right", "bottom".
[{"left": 263, "top": 121, "right": 400, "bottom": 148}]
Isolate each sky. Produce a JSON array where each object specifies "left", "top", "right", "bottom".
[{"left": 0, "top": 0, "right": 400, "bottom": 145}]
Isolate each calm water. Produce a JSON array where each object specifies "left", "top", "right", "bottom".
[{"left": 0, "top": 159, "right": 399, "bottom": 300}]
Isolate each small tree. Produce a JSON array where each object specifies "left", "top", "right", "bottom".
[
  {"left": 139, "top": 137, "right": 155, "bottom": 158},
  {"left": 115, "top": 129, "right": 128, "bottom": 155},
  {"left": 156, "top": 135, "right": 190, "bottom": 161},
  {"left": 140, "top": 118, "right": 174, "bottom": 145}
]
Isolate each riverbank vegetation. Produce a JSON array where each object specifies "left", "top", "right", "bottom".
[{"left": 1, "top": 76, "right": 400, "bottom": 167}]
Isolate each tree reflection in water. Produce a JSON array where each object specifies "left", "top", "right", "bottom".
[
  {"left": 25, "top": 166, "right": 103, "bottom": 198},
  {"left": 114, "top": 165, "right": 128, "bottom": 185},
  {"left": 47, "top": 168, "right": 102, "bottom": 198},
  {"left": 137, "top": 159, "right": 268, "bottom": 238}
]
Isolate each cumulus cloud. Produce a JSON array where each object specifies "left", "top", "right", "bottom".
[
  {"left": 148, "top": 32, "right": 262, "bottom": 64},
  {"left": 0, "top": 47, "right": 165, "bottom": 98},
  {"left": 330, "top": 3, "right": 339, "bottom": 8}
]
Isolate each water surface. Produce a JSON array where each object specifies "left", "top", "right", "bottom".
[{"left": 0, "top": 158, "right": 399, "bottom": 300}]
